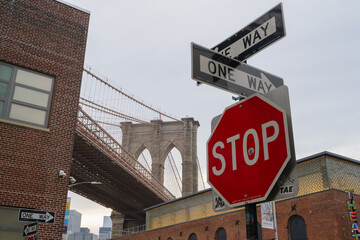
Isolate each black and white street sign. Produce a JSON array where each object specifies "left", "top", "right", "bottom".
[
  {"left": 23, "top": 222, "right": 37, "bottom": 237},
  {"left": 192, "top": 43, "right": 283, "bottom": 96},
  {"left": 19, "top": 209, "right": 55, "bottom": 224},
  {"left": 212, "top": 3, "right": 285, "bottom": 61}
]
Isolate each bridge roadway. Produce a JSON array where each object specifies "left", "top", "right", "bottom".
[{"left": 70, "top": 108, "right": 174, "bottom": 220}]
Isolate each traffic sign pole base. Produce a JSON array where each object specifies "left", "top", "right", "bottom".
[{"left": 246, "top": 203, "right": 259, "bottom": 240}]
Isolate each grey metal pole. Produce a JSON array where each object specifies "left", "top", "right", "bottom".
[{"left": 273, "top": 201, "right": 279, "bottom": 240}]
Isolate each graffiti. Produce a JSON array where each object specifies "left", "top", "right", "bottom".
[
  {"left": 345, "top": 190, "right": 360, "bottom": 239},
  {"left": 214, "top": 196, "right": 225, "bottom": 210}
]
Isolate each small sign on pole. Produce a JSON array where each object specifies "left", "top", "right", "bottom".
[
  {"left": 23, "top": 222, "right": 37, "bottom": 237},
  {"left": 261, "top": 202, "right": 275, "bottom": 229}
]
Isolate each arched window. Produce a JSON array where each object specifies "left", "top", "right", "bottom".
[
  {"left": 289, "top": 215, "right": 308, "bottom": 240},
  {"left": 215, "top": 227, "right": 227, "bottom": 240},
  {"left": 188, "top": 233, "right": 197, "bottom": 240}
]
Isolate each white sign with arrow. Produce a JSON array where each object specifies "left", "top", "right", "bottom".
[
  {"left": 19, "top": 209, "right": 55, "bottom": 224},
  {"left": 192, "top": 43, "right": 283, "bottom": 96},
  {"left": 23, "top": 222, "right": 37, "bottom": 237},
  {"left": 199, "top": 55, "right": 274, "bottom": 94}
]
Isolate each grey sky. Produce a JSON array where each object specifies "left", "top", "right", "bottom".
[{"left": 65, "top": 0, "right": 360, "bottom": 234}]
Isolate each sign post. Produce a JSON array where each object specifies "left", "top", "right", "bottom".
[
  {"left": 246, "top": 204, "right": 259, "bottom": 240},
  {"left": 194, "top": 3, "right": 295, "bottom": 239}
]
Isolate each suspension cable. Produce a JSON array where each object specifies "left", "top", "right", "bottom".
[{"left": 83, "top": 68, "right": 182, "bottom": 122}]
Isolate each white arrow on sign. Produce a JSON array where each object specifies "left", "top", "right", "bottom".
[{"left": 199, "top": 55, "right": 274, "bottom": 94}]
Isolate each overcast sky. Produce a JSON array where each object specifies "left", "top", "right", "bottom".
[{"left": 64, "top": 0, "right": 360, "bottom": 235}]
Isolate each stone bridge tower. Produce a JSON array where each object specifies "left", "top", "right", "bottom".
[{"left": 121, "top": 118, "right": 200, "bottom": 196}]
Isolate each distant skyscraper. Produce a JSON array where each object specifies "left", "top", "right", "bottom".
[
  {"left": 68, "top": 231, "right": 98, "bottom": 240},
  {"left": 80, "top": 227, "right": 90, "bottom": 233},
  {"left": 68, "top": 210, "right": 82, "bottom": 234},
  {"left": 99, "top": 216, "right": 112, "bottom": 240},
  {"left": 103, "top": 216, "right": 112, "bottom": 228}
]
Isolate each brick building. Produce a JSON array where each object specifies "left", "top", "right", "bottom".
[
  {"left": 115, "top": 152, "right": 360, "bottom": 240},
  {"left": 0, "top": 0, "right": 89, "bottom": 239}
]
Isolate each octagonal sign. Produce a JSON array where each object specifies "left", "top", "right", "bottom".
[{"left": 207, "top": 94, "right": 290, "bottom": 207}]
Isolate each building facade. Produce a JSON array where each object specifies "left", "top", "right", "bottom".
[
  {"left": 68, "top": 210, "right": 82, "bottom": 234},
  {"left": 115, "top": 152, "right": 360, "bottom": 240},
  {"left": 68, "top": 228, "right": 98, "bottom": 240},
  {"left": 99, "top": 216, "right": 112, "bottom": 240},
  {"left": 99, "top": 227, "right": 112, "bottom": 240},
  {"left": 0, "top": 0, "right": 89, "bottom": 239}
]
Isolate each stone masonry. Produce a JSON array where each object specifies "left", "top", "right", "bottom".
[{"left": 121, "top": 118, "right": 200, "bottom": 196}]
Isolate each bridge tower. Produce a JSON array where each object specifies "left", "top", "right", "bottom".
[
  {"left": 111, "top": 118, "right": 200, "bottom": 238},
  {"left": 121, "top": 117, "right": 200, "bottom": 196}
]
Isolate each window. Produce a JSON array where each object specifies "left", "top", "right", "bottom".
[
  {"left": 188, "top": 233, "right": 197, "bottom": 240},
  {"left": 0, "top": 62, "right": 54, "bottom": 128},
  {"left": 215, "top": 227, "right": 227, "bottom": 240},
  {"left": 289, "top": 215, "right": 308, "bottom": 240}
]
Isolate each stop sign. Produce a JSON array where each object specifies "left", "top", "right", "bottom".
[{"left": 207, "top": 94, "right": 290, "bottom": 207}]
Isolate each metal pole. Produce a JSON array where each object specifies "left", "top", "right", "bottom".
[
  {"left": 272, "top": 201, "right": 279, "bottom": 240},
  {"left": 245, "top": 203, "right": 259, "bottom": 240}
]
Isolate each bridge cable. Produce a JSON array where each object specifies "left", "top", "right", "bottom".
[
  {"left": 83, "top": 68, "right": 181, "bottom": 122},
  {"left": 196, "top": 156, "right": 206, "bottom": 190},
  {"left": 167, "top": 152, "right": 182, "bottom": 193}
]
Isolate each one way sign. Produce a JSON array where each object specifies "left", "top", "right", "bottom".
[
  {"left": 212, "top": 3, "right": 285, "bottom": 61},
  {"left": 23, "top": 222, "right": 37, "bottom": 237},
  {"left": 18, "top": 209, "right": 55, "bottom": 224},
  {"left": 192, "top": 43, "right": 283, "bottom": 96}
]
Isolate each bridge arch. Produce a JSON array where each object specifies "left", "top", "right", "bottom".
[
  {"left": 164, "top": 146, "right": 183, "bottom": 197},
  {"left": 136, "top": 147, "right": 152, "bottom": 172},
  {"left": 161, "top": 141, "right": 184, "bottom": 165},
  {"left": 134, "top": 144, "right": 148, "bottom": 161},
  {"left": 121, "top": 118, "right": 199, "bottom": 196}
]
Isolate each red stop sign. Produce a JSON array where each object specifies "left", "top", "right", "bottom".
[{"left": 207, "top": 94, "right": 290, "bottom": 207}]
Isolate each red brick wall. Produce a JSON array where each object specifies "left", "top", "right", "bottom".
[
  {"left": 116, "top": 189, "right": 356, "bottom": 240},
  {"left": 0, "top": 0, "right": 89, "bottom": 239}
]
